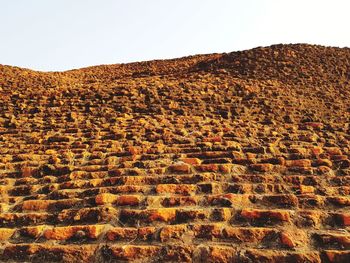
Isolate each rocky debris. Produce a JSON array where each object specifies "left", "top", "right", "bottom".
[{"left": 0, "top": 44, "right": 350, "bottom": 262}]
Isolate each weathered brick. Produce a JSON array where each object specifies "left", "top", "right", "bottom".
[
  {"left": 148, "top": 208, "right": 177, "bottom": 223},
  {"left": 116, "top": 195, "right": 141, "bottom": 206},
  {"left": 179, "top": 157, "right": 201, "bottom": 165},
  {"left": 159, "top": 224, "right": 187, "bottom": 242},
  {"left": 313, "top": 232, "right": 350, "bottom": 249},
  {"left": 95, "top": 193, "right": 118, "bottom": 205},
  {"left": 324, "top": 147, "right": 342, "bottom": 156},
  {"left": 324, "top": 250, "right": 350, "bottom": 263},
  {"left": 21, "top": 166, "right": 38, "bottom": 177},
  {"left": 192, "top": 224, "right": 222, "bottom": 239},
  {"left": 162, "top": 245, "right": 194, "bottom": 262},
  {"left": 240, "top": 209, "right": 291, "bottom": 224},
  {"left": 279, "top": 229, "right": 308, "bottom": 249},
  {"left": 0, "top": 212, "right": 51, "bottom": 227},
  {"left": 250, "top": 163, "right": 274, "bottom": 172},
  {"left": 204, "top": 246, "right": 237, "bottom": 262},
  {"left": 105, "top": 245, "right": 161, "bottom": 261},
  {"left": 195, "top": 164, "right": 219, "bottom": 172},
  {"left": 44, "top": 225, "right": 105, "bottom": 240},
  {"left": 137, "top": 226, "right": 156, "bottom": 241},
  {"left": 22, "top": 200, "right": 56, "bottom": 211},
  {"left": 58, "top": 207, "right": 117, "bottom": 224},
  {"left": 169, "top": 163, "right": 191, "bottom": 174},
  {"left": 313, "top": 158, "right": 332, "bottom": 167},
  {"left": 206, "top": 193, "right": 251, "bottom": 207},
  {"left": 239, "top": 249, "right": 321, "bottom": 263},
  {"left": 222, "top": 227, "right": 277, "bottom": 243},
  {"left": 155, "top": 184, "right": 197, "bottom": 195},
  {"left": 161, "top": 196, "right": 197, "bottom": 207},
  {"left": 296, "top": 210, "right": 322, "bottom": 227},
  {"left": 286, "top": 159, "right": 311, "bottom": 168},
  {"left": 19, "top": 225, "right": 46, "bottom": 239},
  {"left": 176, "top": 209, "right": 209, "bottom": 223},
  {"left": 261, "top": 194, "right": 298, "bottom": 208},
  {"left": 211, "top": 208, "right": 232, "bottom": 221},
  {"left": 120, "top": 208, "right": 177, "bottom": 225},
  {"left": 327, "top": 196, "right": 350, "bottom": 207},
  {"left": 0, "top": 228, "right": 15, "bottom": 241},
  {"left": 1, "top": 244, "right": 97, "bottom": 262},
  {"left": 299, "top": 185, "right": 315, "bottom": 194},
  {"left": 106, "top": 227, "right": 137, "bottom": 241}
]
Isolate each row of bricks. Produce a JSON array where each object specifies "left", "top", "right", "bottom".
[
  {"left": 7, "top": 193, "right": 349, "bottom": 212},
  {"left": 1, "top": 243, "right": 349, "bottom": 262},
  {"left": 0, "top": 207, "right": 349, "bottom": 228},
  {"left": 0, "top": 224, "right": 349, "bottom": 249}
]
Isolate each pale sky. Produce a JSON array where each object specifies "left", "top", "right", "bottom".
[{"left": 1, "top": 0, "right": 349, "bottom": 71}]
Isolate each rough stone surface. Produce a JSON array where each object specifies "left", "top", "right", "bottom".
[{"left": 0, "top": 44, "right": 350, "bottom": 262}]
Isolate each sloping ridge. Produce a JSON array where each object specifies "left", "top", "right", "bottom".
[{"left": 0, "top": 44, "right": 349, "bottom": 263}]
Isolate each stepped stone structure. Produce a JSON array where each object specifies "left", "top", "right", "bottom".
[{"left": 0, "top": 44, "right": 350, "bottom": 262}]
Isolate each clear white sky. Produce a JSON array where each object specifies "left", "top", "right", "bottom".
[{"left": 1, "top": 0, "right": 349, "bottom": 71}]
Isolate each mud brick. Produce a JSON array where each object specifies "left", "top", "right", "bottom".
[
  {"left": 206, "top": 193, "right": 251, "bottom": 207},
  {"left": 168, "top": 163, "right": 191, "bottom": 174},
  {"left": 332, "top": 213, "right": 350, "bottom": 226},
  {"left": 203, "top": 136, "right": 222, "bottom": 143},
  {"left": 298, "top": 185, "right": 315, "bottom": 194},
  {"left": 106, "top": 227, "right": 138, "bottom": 241},
  {"left": 313, "top": 158, "right": 333, "bottom": 167},
  {"left": 222, "top": 227, "right": 277, "bottom": 243},
  {"left": 286, "top": 159, "right": 312, "bottom": 167},
  {"left": 0, "top": 213, "right": 52, "bottom": 227},
  {"left": 179, "top": 157, "right": 201, "bottom": 165},
  {"left": 21, "top": 166, "right": 38, "bottom": 177},
  {"left": 95, "top": 193, "right": 118, "bottom": 205},
  {"left": 296, "top": 210, "right": 322, "bottom": 227},
  {"left": 155, "top": 184, "right": 197, "bottom": 195},
  {"left": 116, "top": 195, "right": 141, "bottom": 206},
  {"left": 22, "top": 200, "right": 56, "bottom": 212},
  {"left": 201, "top": 246, "right": 237, "bottom": 262},
  {"left": 0, "top": 228, "right": 15, "bottom": 241},
  {"left": 44, "top": 225, "right": 105, "bottom": 240},
  {"left": 160, "top": 196, "right": 197, "bottom": 207},
  {"left": 239, "top": 209, "right": 291, "bottom": 225},
  {"left": 103, "top": 245, "right": 161, "bottom": 261},
  {"left": 197, "top": 182, "right": 221, "bottom": 194},
  {"left": 19, "top": 225, "right": 46, "bottom": 239},
  {"left": 119, "top": 208, "right": 177, "bottom": 225},
  {"left": 261, "top": 194, "right": 299, "bottom": 208},
  {"left": 137, "top": 226, "right": 156, "bottom": 241},
  {"left": 58, "top": 207, "right": 117, "bottom": 224},
  {"left": 324, "top": 250, "right": 350, "bottom": 263},
  {"left": 175, "top": 209, "right": 209, "bottom": 223},
  {"left": 192, "top": 224, "right": 222, "bottom": 239},
  {"left": 313, "top": 232, "right": 350, "bottom": 249},
  {"left": 261, "top": 157, "right": 286, "bottom": 165},
  {"left": 159, "top": 224, "right": 188, "bottom": 242},
  {"left": 162, "top": 245, "right": 194, "bottom": 262},
  {"left": 148, "top": 208, "right": 177, "bottom": 223},
  {"left": 324, "top": 147, "right": 342, "bottom": 156},
  {"left": 250, "top": 163, "right": 274, "bottom": 172},
  {"left": 211, "top": 208, "right": 232, "bottom": 221},
  {"left": 219, "top": 164, "right": 232, "bottom": 173},
  {"left": 1, "top": 244, "right": 98, "bottom": 262},
  {"left": 195, "top": 164, "right": 219, "bottom": 172},
  {"left": 238, "top": 249, "right": 321, "bottom": 263},
  {"left": 327, "top": 196, "right": 350, "bottom": 207},
  {"left": 298, "top": 195, "right": 324, "bottom": 209},
  {"left": 279, "top": 229, "right": 308, "bottom": 249}
]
